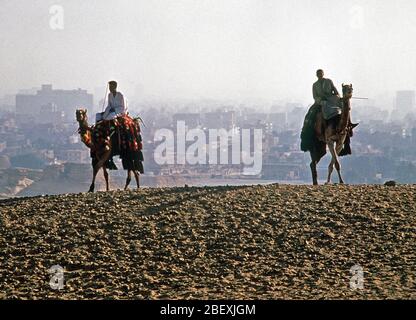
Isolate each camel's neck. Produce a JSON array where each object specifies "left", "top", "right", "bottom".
[
  {"left": 77, "top": 119, "right": 93, "bottom": 149},
  {"left": 77, "top": 119, "right": 89, "bottom": 131},
  {"left": 339, "top": 97, "right": 351, "bottom": 131}
]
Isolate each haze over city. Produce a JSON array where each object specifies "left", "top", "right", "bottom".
[
  {"left": 1, "top": 0, "right": 416, "bottom": 106},
  {"left": 1, "top": 1, "right": 416, "bottom": 303}
]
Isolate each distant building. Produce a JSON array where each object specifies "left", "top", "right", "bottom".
[
  {"left": 394, "top": 90, "right": 415, "bottom": 119},
  {"left": 268, "top": 112, "right": 287, "bottom": 132},
  {"left": 412, "top": 128, "right": 416, "bottom": 145},
  {"left": 16, "top": 84, "right": 93, "bottom": 121},
  {"left": 354, "top": 106, "right": 389, "bottom": 123},
  {"left": 173, "top": 113, "right": 201, "bottom": 129},
  {"left": 0, "top": 94, "right": 15, "bottom": 113},
  {"left": 0, "top": 117, "right": 18, "bottom": 133},
  {"left": 203, "top": 111, "right": 235, "bottom": 130},
  {"left": 287, "top": 106, "right": 306, "bottom": 129},
  {"left": 37, "top": 103, "right": 64, "bottom": 124},
  {"left": 245, "top": 113, "right": 268, "bottom": 122},
  {"left": 59, "top": 149, "right": 90, "bottom": 164}
]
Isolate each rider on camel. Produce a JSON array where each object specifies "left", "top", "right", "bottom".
[
  {"left": 95, "top": 81, "right": 128, "bottom": 169},
  {"left": 97, "top": 81, "right": 127, "bottom": 121},
  {"left": 313, "top": 69, "right": 358, "bottom": 134},
  {"left": 313, "top": 69, "right": 341, "bottom": 123}
]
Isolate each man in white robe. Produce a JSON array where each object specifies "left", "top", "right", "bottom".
[
  {"left": 96, "top": 81, "right": 127, "bottom": 122},
  {"left": 94, "top": 81, "right": 128, "bottom": 170}
]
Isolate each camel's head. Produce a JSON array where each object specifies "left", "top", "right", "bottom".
[
  {"left": 342, "top": 84, "right": 353, "bottom": 99},
  {"left": 76, "top": 108, "right": 88, "bottom": 122}
]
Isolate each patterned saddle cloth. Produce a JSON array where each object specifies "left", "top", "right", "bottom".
[{"left": 91, "top": 115, "right": 144, "bottom": 168}]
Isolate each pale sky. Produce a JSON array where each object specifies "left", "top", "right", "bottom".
[{"left": 1, "top": 0, "right": 416, "bottom": 106}]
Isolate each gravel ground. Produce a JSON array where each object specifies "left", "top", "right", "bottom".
[{"left": 0, "top": 184, "right": 415, "bottom": 299}]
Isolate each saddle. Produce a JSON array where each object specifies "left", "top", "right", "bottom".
[
  {"left": 92, "top": 115, "right": 144, "bottom": 171},
  {"left": 314, "top": 107, "right": 358, "bottom": 142}
]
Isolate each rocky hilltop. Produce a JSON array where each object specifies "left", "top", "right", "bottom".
[{"left": 0, "top": 184, "right": 415, "bottom": 299}]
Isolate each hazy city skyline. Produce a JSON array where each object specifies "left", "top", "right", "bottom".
[{"left": 1, "top": 0, "right": 416, "bottom": 107}]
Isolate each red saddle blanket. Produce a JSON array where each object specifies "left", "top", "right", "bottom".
[{"left": 91, "top": 114, "right": 143, "bottom": 162}]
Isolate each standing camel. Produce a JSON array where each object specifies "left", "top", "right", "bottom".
[
  {"left": 76, "top": 109, "right": 141, "bottom": 192},
  {"left": 308, "top": 84, "right": 354, "bottom": 185}
]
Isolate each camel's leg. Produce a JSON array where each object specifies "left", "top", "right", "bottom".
[
  {"left": 310, "top": 157, "right": 318, "bottom": 185},
  {"left": 326, "top": 158, "right": 335, "bottom": 184},
  {"left": 334, "top": 161, "right": 344, "bottom": 184},
  {"left": 133, "top": 170, "right": 140, "bottom": 189},
  {"left": 103, "top": 167, "right": 110, "bottom": 191},
  {"left": 326, "top": 140, "right": 337, "bottom": 184},
  {"left": 89, "top": 152, "right": 111, "bottom": 193},
  {"left": 124, "top": 170, "right": 132, "bottom": 190},
  {"left": 89, "top": 166, "right": 99, "bottom": 193},
  {"left": 335, "top": 143, "right": 345, "bottom": 184}
]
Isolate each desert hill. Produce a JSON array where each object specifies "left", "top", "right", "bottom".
[{"left": 0, "top": 184, "right": 415, "bottom": 299}]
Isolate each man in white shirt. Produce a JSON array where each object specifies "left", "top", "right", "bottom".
[
  {"left": 94, "top": 81, "right": 129, "bottom": 170},
  {"left": 96, "top": 81, "right": 127, "bottom": 122},
  {"left": 104, "top": 80, "right": 127, "bottom": 120}
]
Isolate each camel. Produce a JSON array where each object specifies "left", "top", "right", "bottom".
[
  {"left": 309, "top": 84, "right": 355, "bottom": 185},
  {"left": 76, "top": 109, "right": 141, "bottom": 192}
]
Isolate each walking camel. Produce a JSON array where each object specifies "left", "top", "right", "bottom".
[
  {"left": 76, "top": 109, "right": 142, "bottom": 192},
  {"left": 308, "top": 84, "right": 355, "bottom": 185}
]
